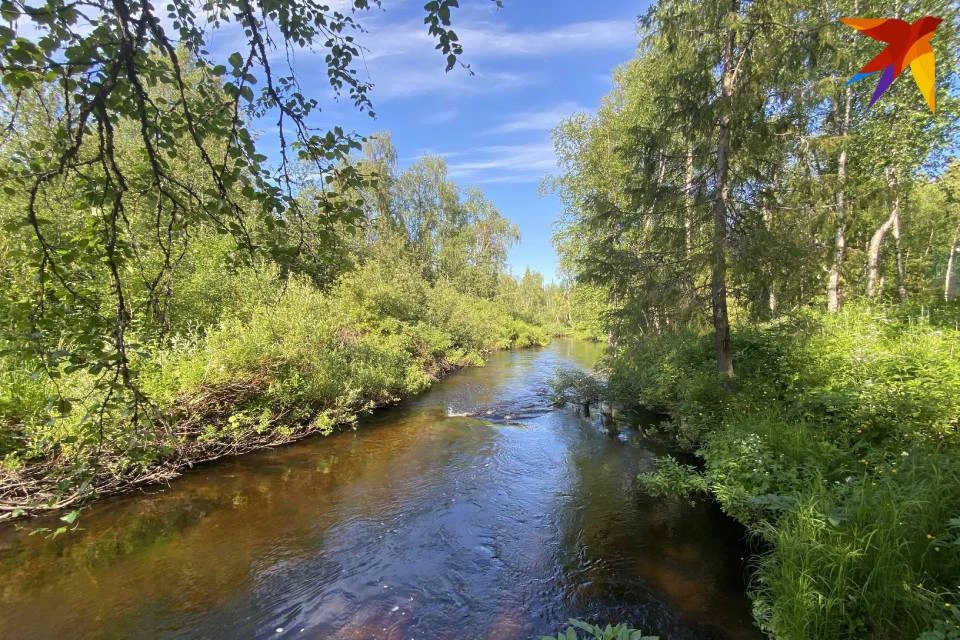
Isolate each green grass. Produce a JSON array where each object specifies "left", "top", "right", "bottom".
[
  {"left": 624, "top": 304, "right": 960, "bottom": 639},
  {"left": 0, "top": 256, "right": 548, "bottom": 513}
]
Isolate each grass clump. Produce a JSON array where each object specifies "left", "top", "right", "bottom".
[
  {"left": 540, "top": 619, "right": 658, "bottom": 640},
  {"left": 625, "top": 304, "right": 960, "bottom": 639},
  {"left": 0, "top": 257, "right": 548, "bottom": 517}
]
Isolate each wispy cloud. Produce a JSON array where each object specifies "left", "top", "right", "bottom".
[
  {"left": 204, "top": 0, "right": 363, "bottom": 61},
  {"left": 418, "top": 109, "right": 460, "bottom": 125},
  {"left": 444, "top": 142, "right": 558, "bottom": 184},
  {"left": 455, "top": 19, "right": 638, "bottom": 58},
  {"left": 365, "top": 18, "right": 636, "bottom": 61},
  {"left": 398, "top": 148, "right": 472, "bottom": 164},
  {"left": 482, "top": 101, "right": 587, "bottom": 135},
  {"left": 352, "top": 16, "right": 637, "bottom": 101},
  {"left": 371, "top": 68, "right": 529, "bottom": 100}
]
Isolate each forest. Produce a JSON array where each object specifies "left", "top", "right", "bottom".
[
  {"left": 551, "top": 0, "right": 960, "bottom": 638},
  {"left": 0, "top": 0, "right": 608, "bottom": 517},
  {"left": 0, "top": 107, "right": 606, "bottom": 513},
  {"left": 0, "top": 0, "right": 959, "bottom": 638}
]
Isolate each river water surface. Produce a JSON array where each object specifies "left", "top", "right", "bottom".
[{"left": 0, "top": 340, "right": 760, "bottom": 640}]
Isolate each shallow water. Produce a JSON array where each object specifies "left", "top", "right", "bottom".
[{"left": 0, "top": 340, "right": 760, "bottom": 640}]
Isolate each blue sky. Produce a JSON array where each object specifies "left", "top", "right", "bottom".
[{"left": 224, "top": 0, "right": 646, "bottom": 281}]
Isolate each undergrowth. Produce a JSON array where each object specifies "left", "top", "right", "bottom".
[
  {"left": 623, "top": 303, "right": 960, "bottom": 639},
  {"left": 0, "top": 258, "right": 547, "bottom": 518}
]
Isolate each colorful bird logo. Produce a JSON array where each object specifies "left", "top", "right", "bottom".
[{"left": 840, "top": 16, "right": 943, "bottom": 112}]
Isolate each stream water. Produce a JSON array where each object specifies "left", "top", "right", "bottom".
[{"left": 0, "top": 340, "right": 760, "bottom": 640}]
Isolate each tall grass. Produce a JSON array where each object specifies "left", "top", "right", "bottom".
[
  {"left": 753, "top": 454, "right": 960, "bottom": 639},
  {"left": 0, "top": 257, "right": 548, "bottom": 514},
  {"left": 625, "top": 304, "right": 960, "bottom": 639}
]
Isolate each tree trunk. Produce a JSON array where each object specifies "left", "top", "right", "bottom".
[
  {"left": 867, "top": 167, "right": 905, "bottom": 300},
  {"left": 711, "top": 15, "right": 736, "bottom": 383},
  {"left": 762, "top": 202, "right": 776, "bottom": 318},
  {"left": 601, "top": 404, "right": 616, "bottom": 434},
  {"left": 827, "top": 86, "right": 852, "bottom": 313},
  {"left": 685, "top": 145, "right": 694, "bottom": 258},
  {"left": 947, "top": 222, "right": 960, "bottom": 302},
  {"left": 866, "top": 211, "right": 896, "bottom": 298},
  {"left": 684, "top": 143, "right": 699, "bottom": 310},
  {"left": 888, "top": 166, "right": 907, "bottom": 300},
  {"left": 607, "top": 289, "right": 619, "bottom": 351},
  {"left": 893, "top": 204, "right": 906, "bottom": 301}
]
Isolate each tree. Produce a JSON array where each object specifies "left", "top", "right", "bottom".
[
  {"left": 944, "top": 161, "right": 960, "bottom": 302},
  {"left": 0, "top": 0, "right": 489, "bottom": 420},
  {"left": 553, "top": 0, "right": 960, "bottom": 384},
  {"left": 355, "top": 137, "right": 519, "bottom": 298},
  {"left": 555, "top": 0, "right": 811, "bottom": 381}
]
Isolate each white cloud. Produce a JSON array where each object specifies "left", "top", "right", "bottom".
[
  {"left": 454, "top": 19, "right": 638, "bottom": 58},
  {"left": 482, "top": 101, "right": 587, "bottom": 135},
  {"left": 364, "top": 18, "right": 636, "bottom": 61},
  {"left": 351, "top": 16, "right": 637, "bottom": 101},
  {"left": 444, "top": 142, "right": 558, "bottom": 184},
  {"left": 204, "top": 1, "right": 374, "bottom": 64},
  {"left": 418, "top": 109, "right": 460, "bottom": 125},
  {"left": 199, "top": 12, "right": 637, "bottom": 102},
  {"left": 371, "top": 68, "right": 529, "bottom": 100}
]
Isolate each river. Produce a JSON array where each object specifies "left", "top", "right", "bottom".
[{"left": 0, "top": 340, "right": 760, "bottom": 640}]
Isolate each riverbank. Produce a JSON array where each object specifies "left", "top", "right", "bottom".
[
  {"left": 0, "top": 340, "right": 760, "bottom": 640},
  {"left": 0, "top": 259, "right": 549, "bottom": 523},
  {"left": 623, "top": 304, "right": 960, "bottom": 639}
]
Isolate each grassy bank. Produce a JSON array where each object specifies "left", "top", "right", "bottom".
[
  {"left": 0, "top": 258, "right": 547, "bottom": 521},
  {"left": 619, "top": 305, "right": 960, "bottom": 639}
]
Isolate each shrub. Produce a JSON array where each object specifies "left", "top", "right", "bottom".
[
  {"left": 539, "top": 619, "right": 658, "bottom": 640},
  {"left": 1, "top": 255, "right": 551, "bottom": 513},
  {"left": 549, "top": 368, "right": 607, "bottom": 408},
  {"left": 628, "top": 304, "right": 960, "bottom": 639}
]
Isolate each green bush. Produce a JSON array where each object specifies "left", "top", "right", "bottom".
[
  {"left": 0, "top": 255, "right": 550, "bottom": 504},
  {"left": 752, "top": 452, "right": 960, "bottom": 639},
  {"left": 540, "top": 619, "right": 657, "bottom": 640},
  {"left": 627, "top": 304, "right": 960, "bottom": 639},
  {"left": 143, "top": 262, "right": 547, "bottom": 448}
]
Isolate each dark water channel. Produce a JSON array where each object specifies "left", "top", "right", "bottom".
[{"left": 0, "top": 340, "right": 760, "bottom": 640}]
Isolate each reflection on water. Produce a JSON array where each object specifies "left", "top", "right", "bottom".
[{"left": 0, "top": 340, "right": 760, "bottom": 640}]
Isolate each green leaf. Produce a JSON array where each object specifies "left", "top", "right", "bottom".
[{"left": 56, "top": 398, "right": 72, "bottom": 415}]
